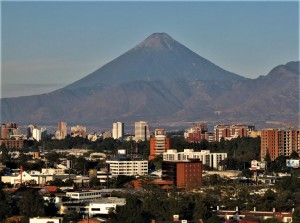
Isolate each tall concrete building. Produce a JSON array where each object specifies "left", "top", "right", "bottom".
[
  {"left": 27, "top": 124, "right": 36, "bottom": 138},
  {"left": 55, "top": 121, "right": 67, "bottom": 140},
  {"left": 134, "top": 121, "right": 150, "bottom": 141},
  {"left": 261, "top": 129, "right": 300, "bottom": 161},
  {"left": 41, "top": 128, "right": 47, "bottom": 139},
  {"left": 149, "top": 129, "right": 171, "bottom": 160},
  {"left": 214, "top": 124, "right": 255, "bottom": 142},
  {"left": 112, "top": 122, "right": 124, "bottom": 141},
  {"left": 32, "top": 128, "right": 41, "bottom": 141}
]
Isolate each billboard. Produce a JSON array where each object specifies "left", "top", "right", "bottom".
[
  {"left": 251, "top": 160, "right": 259, "bottom": 169},
  {"left": 118, "top": 149, "right": 126, "bottom": 155},
  {"left": 250, "top": 160, "right": 266, "bottom": 170},
  {"left": 286, "top": 159, "right": 299, "bottom": 168}
]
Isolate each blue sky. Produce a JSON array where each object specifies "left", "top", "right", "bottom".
[{"left": 1, "top": 1, "right": 299, "bottom": 98}]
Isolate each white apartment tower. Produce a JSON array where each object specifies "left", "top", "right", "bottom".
[
  {"left": 112, "top": 122, "right": 124, "bottom": 141},
  {"left": 32, "top": 128, "right": 41, "bottom": 141},
  {"left": 135, "top": 121, "right": 150, "bottom": 141}
]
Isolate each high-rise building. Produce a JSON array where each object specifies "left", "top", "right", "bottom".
[
  {"left": 134, "top": 121, "right": 150, "bottom": 141},
  {"left": 214, "top": 124, "right": 255, "bottom": 142},
  {"left": 41, "top": 128, "right": 47, "bottom": 139},
  {"left": 70, "top": 125, "right": 87, "bottom": 138},
  {"left": 149, "top": 129, "right": 170, "bottom": 160},
  {"left": 112, "top": 122, "right": 124, "bottom": 141},
  {"left": 261, "top": 129, "right": 300, "bottom": 161},
  {"left": 55, "top": 121, "right": 67, "bottom": 140},
  {"left": 26, "top": 125, "right": 36, "bottom": 138},
  {"left": 32, "top": 128, "right": 41, "bottom": 141}
]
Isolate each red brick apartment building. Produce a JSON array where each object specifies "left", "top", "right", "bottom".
[
  {"left": 0, "top": 139, "right": 24, "bottom": 149},
  {"left": 162, "top": 160, "right": 202, "bottom": 191},
  {"left": 214, "top": 124, "right": 255, "bottom": 142},
  {"left": 1, "top": 122, "right": 19, "bottom": 139},
  {"left": 261, "top": 129, "right": 300, "bottom": 161}
]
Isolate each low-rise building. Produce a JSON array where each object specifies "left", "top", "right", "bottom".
[
  {"left": 66, "top": 190, "right": 102, "bottom": 200},
  {"left": 30, "top": 217, "right": 63, "bottom": 223},
  {"left": 60, "top": 197, "right": 125, "bottom": 216},
  {"left": 1, "top": 170, "right": 76, "bottom": 186},
  {"left": 217, "top": 208, "right": 293, "bottom": 223},
  {"left": 0, "top": 139, "right": 24, "bottom": 149},
  {"left": 106, "top": 159, "right": 148, "bottom": 176}
]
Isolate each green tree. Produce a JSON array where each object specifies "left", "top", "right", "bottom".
[
  {"left": 113, "top": 175, "right": 135, "bottom": 188},
  {"left": 149, "top": 154, "right": 163, "bottom": 170},
  {"left": 199, "top": 139, "right": 209, "bottom": 150},
  {"left": 0, "top": 189, "right": 10, "bottom": 221},
  {"left": 206, "top": 214, "right": 222, "bottom": 223},
  {"left": 269, "top": 155, "right": 288, "bottom": 173},
  {"left": 18, "top": 189, "right": 45, "bottom": 218},
  {"left": 292, "top": 209, "right": 300, "bottom": 222},
  {"left": 0, "top": 143, "right": 11, "bottom": 164},
  {"left": 44, "top": 194, "right": 58, "bottom": 217},
  {"left": 64, "top": 178, "right": 74, "bottom": 186},
  {"left": 242, "top": 169, "right": 253, "bottom": 178},
  {"left": 45, "top": 152, "right": 60, "bottom": 167},
  {"left": 49, "top": 178, "right": 65, "bottom": 187},
  {"left": 108, "top": 196, "right": 147, "bottom": 223},
  {"left": 218, "top": 137, "right": 225, "bottom": 151},
  {"left": 89, "top": 176, "right": 101, "bottom": 187},
  {"left": 63, "top": 211, "right": 80, "bottom": 223},
  {"left": 74, "top": 157, "right": 89, "bottom": 174},
  {"left": 219, "top": 157, "right": 239, "bottom": 170},
  {"left": 290, "top": 150, "right": 299, "bottom": 159},
  {"left": 193, "top": 196, "right": 212, "bottom": 222}
]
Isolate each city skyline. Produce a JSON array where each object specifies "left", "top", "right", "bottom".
[{"left": 2, "top": 1, "right": 299, "bottom": 98}]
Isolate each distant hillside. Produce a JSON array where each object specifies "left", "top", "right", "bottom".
[{"left": 1, "top": 33, "right": 299, "bottom": 129}]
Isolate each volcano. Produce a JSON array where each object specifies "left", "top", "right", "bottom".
[{"left": 1, "top": 33, "right": 298, "bottom": 129}]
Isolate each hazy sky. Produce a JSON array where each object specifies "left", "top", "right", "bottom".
[{"left": 1, "top": 1, "right": 299, "bottom": 98}]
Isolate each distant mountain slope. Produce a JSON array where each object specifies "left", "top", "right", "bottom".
[
  {"left": 0, "top": 32, "right": 298, "bottom": 129},
  {"left": 65, "top": 33, "right": 245, "bottom": 90}
]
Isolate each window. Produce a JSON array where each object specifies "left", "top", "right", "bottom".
[{"left": 91, "top": 208, "right": 100, "bottom": 211}]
